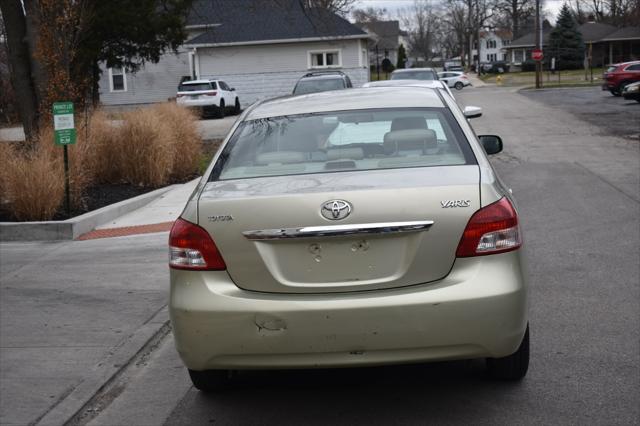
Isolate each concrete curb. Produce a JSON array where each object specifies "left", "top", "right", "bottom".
[
  {"left": 35, "top": 306, "right": 170, "bottom": 426},
  {"left": 0, "top": 184, "right": 178, "bottom": 242}
]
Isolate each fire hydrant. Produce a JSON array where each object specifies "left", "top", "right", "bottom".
[{"left": 496, "top": 75, "right": 503, "bottom": 85}]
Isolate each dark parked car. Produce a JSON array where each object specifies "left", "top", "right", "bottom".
[
  {"left": 622, "top": 81, "right": 640, "bottom": 102},
  {"left": 293, "top": 71, "right": 352, "bottom": 95},
  {"left": 602, "top": 61, "right": 640, "bottom": 96}
]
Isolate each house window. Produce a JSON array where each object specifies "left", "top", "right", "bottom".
[
  {"left": 309, "top": 50, "right": 342, "bottom": 69},
  {"left": 109, "top": 67, "right": 126, "bottom": 92}
]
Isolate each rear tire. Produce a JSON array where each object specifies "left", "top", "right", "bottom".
[
  {"left": 610, "top": 89, "right": 620, "bottom": 96},
  {"left": 454, "top": 81, "right": 464, "bottom": 90},
  {"left": 617, "top": 81, "right": 631, "bottom": 96},
  {"left": 486, "top": 324, "right": 529, "bottom": 380},
  {"left": 215, "top": 100, "right": 225, "bottom": 118},
  {"left": 188, "top": 369, "right": 232, "bottom": 392},
  {"left": 234, "top": 97, "right": 241, "bottom": 114}
]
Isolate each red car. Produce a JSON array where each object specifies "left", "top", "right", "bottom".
[{"left": 602, "top": 61, "right": 640, "bottom": 96}]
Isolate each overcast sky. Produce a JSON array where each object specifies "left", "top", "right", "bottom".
[{"left": 353, "top": 0, "right": 565, "bottom": 25}]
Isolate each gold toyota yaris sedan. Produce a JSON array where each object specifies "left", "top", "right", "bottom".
[{"left": 169, "top": 85, "right": 529, "bottom": 392}]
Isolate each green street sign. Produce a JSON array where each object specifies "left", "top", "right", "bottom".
[{"left": 53, "top": 101, "right": 76, "bottom": 145}]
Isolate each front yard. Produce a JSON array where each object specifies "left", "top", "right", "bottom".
[{"left": 480, "top": 67, "right": 604, "bottom": 87}]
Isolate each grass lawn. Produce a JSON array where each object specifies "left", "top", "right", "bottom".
[{"left": 480, "top": 67, "right": 604, "bottom": 87}]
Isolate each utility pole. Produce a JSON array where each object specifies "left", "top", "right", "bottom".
[{"left": 535, "top": 0, "right": 541, "bottom": 88}]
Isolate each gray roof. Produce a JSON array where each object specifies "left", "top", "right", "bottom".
[
  {"left": 185, "top": 0, "right": 367, "bottom": 46},
  {"left": 357, "top": 21, "right": 401, "bottom": 50},
  {"left": 601, "top": 26, "right": 640, "bottom": 41},
  {"left": 508, "top": 29, "right": 552, "bottom": 48},
  {"left": 508, "top": 22, "right": 635, "bottom": 48},
  {"left": 578, "top": 22, "right": 617, "bottom": 43}
]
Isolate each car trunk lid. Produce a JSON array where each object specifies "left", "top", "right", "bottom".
[{"left": 198, "top": 166, "right": 480, "bottom": 293}]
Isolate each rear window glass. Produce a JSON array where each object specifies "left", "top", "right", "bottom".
[
  {"left": 606, "top": 66, "right": 618, "bottom": 73},
  {"left": 391, "top": 70, "right": 438, "bottom": 80},
  {"left": 178, "top": 82, "right": 215, "bottom": 92},
  {"left": 210, "top": 108, "right": 476, "bottom": 181},
  {"left": 293, "top": 78, "right": 345, "bottom": 95}
]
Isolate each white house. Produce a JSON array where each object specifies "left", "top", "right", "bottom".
[
  {"left": 99, "top": 0, "right": 370, "bottom": 108},
  {"left": 472, "top": 30, "right": 513, "bottom": 64}
]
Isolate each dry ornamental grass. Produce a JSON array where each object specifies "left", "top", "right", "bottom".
[{"left": 0, "top": 102, "right": 203, "bottom": 221}]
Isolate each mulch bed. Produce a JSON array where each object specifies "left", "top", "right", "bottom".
[
  {"left": 0, "top": 139, "right": 224, "bottom": 223},
  {"left": 0, "top": 183, "right": 158, "bottom": 222}
]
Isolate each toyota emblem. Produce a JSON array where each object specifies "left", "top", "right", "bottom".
[{"left": 321, "top": 200, "right": 352, "bottom": 220}]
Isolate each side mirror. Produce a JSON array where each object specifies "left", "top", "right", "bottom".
[
  {"left": 230, "top": 87, "right": 235, "bottom": 91},
  {"left": 479, "top": 135, "right": 503, "bottom": 155},
  {"left": 463, "top": 106, "right": 482, "bottom": 119}
]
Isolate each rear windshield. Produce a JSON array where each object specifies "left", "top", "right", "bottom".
[
  {"left": 606, "top": 66, "right": 618, "bottom": 73},
  {"left": 210, "top": 108, "right": 476, "bottom": 181},
  {"left": 178, "top": 82, "right": 215, "bottom": 92},
  {"left": 293, "top": 78, "right": 345, "bottom": 95},
  {"left": 391, "top": 70, "right": 438, "bottom": 80}
]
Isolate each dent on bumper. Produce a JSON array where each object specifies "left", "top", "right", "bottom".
[{"left": 170, "top": 251, "right": 528, "bottom": 370}]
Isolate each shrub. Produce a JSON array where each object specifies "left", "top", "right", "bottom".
[
  {"left": 111, "top": 108, "right": 175, "bottom": 187},
  {"left": 152, "top": 103, "right": 202, "bottom": 180},
  {"left": 0, "top": 143, "right": 64, "bottom": 221},
  {"left": 521, "top": 60, "right": 537, "bottom": 72}
]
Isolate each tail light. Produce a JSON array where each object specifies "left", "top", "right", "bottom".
[
  {"left": 203, "top": 91, "right": 217, "bottom": 96},
  {"left": 169, "top": 218, "right": 226, "bottom": 270},
  {"left": 456, "top": 197, "right": 522, "bottom": 257}
]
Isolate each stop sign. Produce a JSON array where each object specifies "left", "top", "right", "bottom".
[{"left": 532, "top": 49, "right": 543, "bottom": 61}]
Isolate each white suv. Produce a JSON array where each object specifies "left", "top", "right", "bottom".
[{"left": 176, "top": 79, "right": 240, "bottom": 118}]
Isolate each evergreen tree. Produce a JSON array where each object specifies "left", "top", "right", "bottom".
[
  {"left": 396, "top": 43, "right": 407, "bottom": 69},
  {"left": 548, "top": 4, "right": 585, "bottom": 70}
]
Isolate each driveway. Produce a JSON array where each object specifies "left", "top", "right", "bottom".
[{"left": 0, "top": 116, "right": 237, "bottom": 143}]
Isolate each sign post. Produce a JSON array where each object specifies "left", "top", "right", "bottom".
[{"left": 53, "top": 102, "right": 76, "bottom": 215}]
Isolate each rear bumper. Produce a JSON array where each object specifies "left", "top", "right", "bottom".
[
  {"left": 177, "top": 98, "right": 220, "bottom": 108},
  {"left": 170, "top": 251, "right": 528, "bottom": 370}
]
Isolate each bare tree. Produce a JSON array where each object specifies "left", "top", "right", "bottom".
[
  {"left": 494, "top": 0, "right": 535, "bottom": 38},
  {"left": 398, "top": 0, "right": 442, "bottom": 62},
  {"left": 300, "top": 0, "right": 356, "bottom": 16},
  {"left": 351, "top": 6, "right": 388, "bottom": 23}
]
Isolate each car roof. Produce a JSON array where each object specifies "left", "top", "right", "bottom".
[
  {"left": 392, "top": 68, "right": 436, "bottom": 73},
  {"left": 298, "top": 74, "right": 345, "bottom": 81},
  {"left": 362, "top": 80, "right": 447, "bottom": 89},
  {"left": 246, "top": 87, "right": 445, "bottom": 120},
  {"left": 181, "top": 79, "right": 215, "bottom": 85}
]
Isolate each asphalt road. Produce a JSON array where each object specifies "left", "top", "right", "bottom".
[
  {"left": 520, "top": 86, "right": 640, "bottom": 142},
  {"left": 161, "top": 87, "right": 640, "bottom": 425},
  {"left": 3, "top": 86, "right": 638, "bottom": 425}
]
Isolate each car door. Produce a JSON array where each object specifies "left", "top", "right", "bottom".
[
  {"left": 439, "top": 73, "right": 453, "bottom": 87},
  {"left": 219, "top": 81, "right": 234, "bottom": 105}
]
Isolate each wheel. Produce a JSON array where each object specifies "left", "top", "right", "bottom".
[
  {"left": 617, "top": 81, "right": 631, "bottom": 95},
  {"left": 610, "top": 89, "right": 620, "bottom": 96},
  {"left": 486, "top": 324, "right": 529, "bottom": 380},
  {"left": 188, "top": 369, "right": 232, "bottom": 392},
  {"left": 215, "top": 100, "right": 225, "bottom": 118},
  {"left": 454, "top": 81, "right": 464, "bottom": 90},
  {"left": 233, "top": 97, "right": 241, "bottom": 115}
]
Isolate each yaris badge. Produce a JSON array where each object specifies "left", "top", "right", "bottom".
[{"left": 321, "top": 200, "right": 352, "bottom": 220}]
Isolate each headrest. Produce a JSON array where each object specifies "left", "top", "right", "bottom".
[
  {"left": 255, "top": 151, "right": 306, "bottom": 165},
  {"left": 326, "top": 147, "right": 364, "bottom": 161},
  {"left": 390, "top": 116, "right": 428, "bottom": 131},
  {"left": 383, "top": 129, "right": 438, "bottom": 155}
]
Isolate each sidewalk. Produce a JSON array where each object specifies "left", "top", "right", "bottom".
[
  {"left": 467, "top": 72, "right": 489, "bottom": 88},
  {"left": 0, "top": 178, "right": 201, "bottom": 424}
]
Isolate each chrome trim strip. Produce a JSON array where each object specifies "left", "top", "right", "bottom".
[{"left": 243, "top": 221, "right": 434, "bottom": 240}]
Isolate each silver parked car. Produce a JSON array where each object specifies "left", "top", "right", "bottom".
[{"left": 169, "top": 86, "right": 529, "bottom": 392}]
